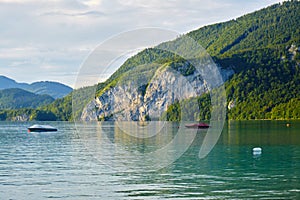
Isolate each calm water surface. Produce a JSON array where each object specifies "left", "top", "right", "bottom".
[{"left": 0, "top": 121, "right": 299, "bottom": 199}]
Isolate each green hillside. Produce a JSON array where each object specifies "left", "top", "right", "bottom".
[
  {"left": 188, "top": 2, "right": 300, "bottom": 57},
  {"left": 41, "top": 85, "right": 97, "bottom": 121},
  {"left": 97, "top": 1, "right": 299, "bottom": 88},
  {"left": 193, "top": 0, "right": 300, "bottom": 120},
  {"left": 97, "top": 1, "right": 300, "bottom": 120},
  {"left": 0, "top": 85, "right": 95, "bottom": 121},
  {"left": 0, "top": 88, "right": 54, "bottom": 109}
]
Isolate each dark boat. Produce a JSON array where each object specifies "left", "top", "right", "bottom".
[
  {"left": 28, "top": 124, "right": 57, "bottom": 132},
  {"left": 185, "top": 123, "right": 210, "bottom": 129}
]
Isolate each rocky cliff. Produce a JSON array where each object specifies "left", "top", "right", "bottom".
[{"left": 81, "top": 62, "right": 233, "bottom": 121}]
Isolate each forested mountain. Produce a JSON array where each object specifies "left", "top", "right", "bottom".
[
  {"left": 194, "top": 0, "right": 300, "bottom": 120},
  {"left": 92, "top": 0, "right": 300, "bottom": 121},
  {"left": 0, "top": 76, "right": 72, "bottom": 99},
  {"left": 0, "top": 85, "right": 95, "bottom": 121},
  {"left": 0, "top": 88, "right": 54, "bottom": 109},
  {"left": 1, "top": 1, "right": 299, "bottom": 121}
]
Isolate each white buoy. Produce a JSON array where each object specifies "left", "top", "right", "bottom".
[{"left": 253, "top": 147, "right": 262, "bottom": 155}]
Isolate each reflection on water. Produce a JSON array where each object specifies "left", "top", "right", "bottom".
[
  {"left": 77, "top": 121, "right": 203, "bottom": 171},
  {"left": 224, "top": 120, "right": 300, "bottom": 145},
  {"left": 0, "top": 121, "right": 299, "bottom": 199}
]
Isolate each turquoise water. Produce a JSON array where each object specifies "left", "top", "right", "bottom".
[{"left": 0, "top": 121, "right": 299, "bottom": 199}]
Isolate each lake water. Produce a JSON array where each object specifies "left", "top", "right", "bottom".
[{"left": 0, "top": 120, "right": 299, "bottom": 199}]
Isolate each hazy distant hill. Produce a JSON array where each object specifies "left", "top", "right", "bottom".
[
  {"left": 0, "top": 88, "right": 54, "bottom": 109},
  {"left": 27, "top": 81, "right": 73, "bottom": 99},
  {"left": 0, "top": 75, "right": 27, "bottom": 89},
  {"left": 0, "top": 75, "right": 72, "bottom": 99}
]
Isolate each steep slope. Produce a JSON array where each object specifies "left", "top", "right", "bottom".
[
  {"left": 0, "top": 88, "right": 54, "bottom": 109},
  {"left": 188, "top": 1, "right": 300, "bottom": 57},
  {"left": 95, "top": 1, "right": 299, "bottom": 89},
  {"left": 87, "top": 1, "right": 300, "bottom": 121}
]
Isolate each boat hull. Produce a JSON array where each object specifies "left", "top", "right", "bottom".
[
  {"left": 27, "top": 124, "right": 57, "bottom": 132},
  {"left": 28, "top": 128, "right": 57, "bottom": 132},
  {"left": 185, "top": 123, "right": 210, "bottom": 129}
]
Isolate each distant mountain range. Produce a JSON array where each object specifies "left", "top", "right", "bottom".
[{"left": 0, "top": 75, "right": 72, "bottom": 99}]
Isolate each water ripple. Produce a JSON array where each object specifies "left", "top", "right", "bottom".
[{"left": 0, "top": 121, "right": 300, "bottom": 199}]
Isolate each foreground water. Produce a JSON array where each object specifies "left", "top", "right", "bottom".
[{"left": 0, "top": 120, "right": 299, "bottom": 199}]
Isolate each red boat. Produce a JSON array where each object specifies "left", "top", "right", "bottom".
[{"left": 185, "top": 123, "right": 210, "bottom": 129}]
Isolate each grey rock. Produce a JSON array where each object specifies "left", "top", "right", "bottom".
[{"left": 81, "top": 64, "right": 234, "bottom": 121}]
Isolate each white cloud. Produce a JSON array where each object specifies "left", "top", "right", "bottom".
[
  {"left": 82, "top": 0, "right": 102, "bottom": 7},
  {"left": 0, "top": 0, "right": 33, "bottom": 3}
]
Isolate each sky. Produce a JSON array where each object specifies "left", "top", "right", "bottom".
[{"left": 0, "top": 0, "right": 284, "bottom": 88}]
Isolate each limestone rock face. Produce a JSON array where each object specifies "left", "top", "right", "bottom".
[
  {"left": 12, "top": 114, "right": 29, "bottom": 121},
  {"left": 81, "top": 65, "right": 233, "bottom": 121}
]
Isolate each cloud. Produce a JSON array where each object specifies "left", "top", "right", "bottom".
[
  {"left": 82, "top": 0, "right": 102, "bottom": 7},
  {"left": 0, "top": 0, "right": 33, "bottom": 3},
  {"left": 42, "top": 10, "right": 105, "bottom": 17}
]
